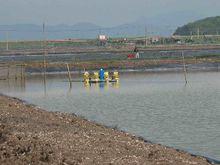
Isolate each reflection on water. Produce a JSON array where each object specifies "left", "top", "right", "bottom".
[
  {"left": 0, "top": 72, "right": 220, "bottom": 160},
  {"left": 83, "top": 81, "right": 120, "bottom": 90}
]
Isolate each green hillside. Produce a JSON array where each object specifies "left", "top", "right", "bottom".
[{"left": 174, "top": 16, "right": 220, "bottom": 36}]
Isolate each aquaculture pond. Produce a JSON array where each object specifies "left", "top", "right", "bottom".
[{"left": 0, "top": 71, "right": 219, "bottom": 160}]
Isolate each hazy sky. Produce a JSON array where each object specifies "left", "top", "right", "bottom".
[{"left": 0, "top": 0, "right": 220, "bottom": 26}]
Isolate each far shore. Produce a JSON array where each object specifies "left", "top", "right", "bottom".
[{"left": 1, "top": 44, "right": 220, "bottom": 56}]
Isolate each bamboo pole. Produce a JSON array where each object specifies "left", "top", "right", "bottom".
[
  {"left": 43, "top": 23, "right": 46, "bottom": 71},
  {"left": 15, "top": 69, "right": 18, "bottom": 80},
  {"left": 66, "top": 63, "right": 72, "bottom": 88},
  {"left": 20, "top": 64, "right": 26, "bottom": 80},
  {"left": 42, "top": 22, "right": 47, "bottom": 92},
  {"left": 21, "top": 65, "right": 23, "bottom": 79},
  {"left": 7, "top": 65, "right": 10, "bottom": 79},
  {"left": 23, "top": 64, "right": 26, "bottom": 80},
  {"left": 181, "top": 51, "right": 188, "bottom": 84}
]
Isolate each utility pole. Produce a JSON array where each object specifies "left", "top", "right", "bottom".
[
  {"left": 6, "top": 31, "right": 9, "bottom": 51},
  {"left": 145, "top": 26, "right": 148, "bottom": 47},
  {"left": 197, "top": 28, "right": 200, "bottom": 38},
  {"left": 98, "top": 28, "right": 101, "bottom": 46},
  {"left": 190, "top": 31, "right": 193, "bottom": 40}
]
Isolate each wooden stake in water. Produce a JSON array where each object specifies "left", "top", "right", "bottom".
[
  {"left": 66, "top": 63, "right": 72, "bottom": 88},
  {"left": 42, "top": 22, "right": 47, "bottom": 93},
  {"left": 20, "top": 64, "right": 26, "bottom": 80},
  {"left": 43, "top": 22, "right": 46, "bottom": 71},
  {"left": 20, "top": 64, "right": 23, "bottom": 79},
  {"left": 15, "top": 66, "right": 18, "bottom": 80},
  {"left": 23, "top": 64, "right": 26, "bottom": 80},
  {"left": 7, "top": 65, "right": 10, "bottom": 79},
  {"left": 182, "top": 52, "right": 188, "bottom": 84}
]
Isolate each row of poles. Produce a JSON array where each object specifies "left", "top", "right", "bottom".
[
  {"left": 0, "top": 64, "right": 26, "bottom": 80},
  {"left": 1, "top": 56, "right": 187, "bottom": 87},
  {"left": 42, "top": 22, "right": 75, "bottom": 89}
]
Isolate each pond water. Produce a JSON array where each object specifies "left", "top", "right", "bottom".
[{"left": 0, "top": 71, "right": 219, "bottom": 160}]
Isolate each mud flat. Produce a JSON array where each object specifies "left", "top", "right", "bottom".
[{"left": 0, "top": 95, "right": 215, "bottom": 165}]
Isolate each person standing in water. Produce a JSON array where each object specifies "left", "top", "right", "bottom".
[{"left": 134, "top": 46, "right": 140, "bottom": 59}]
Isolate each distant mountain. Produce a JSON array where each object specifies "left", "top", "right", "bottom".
[
  {"left": 0, "top": 11, "right": 208, "bottom": 40},
  {"left": 100, "top": 11, "right": 203, "bottom": 37},
  {"left": 174, "top": 16, "right": 220, "bottom": 36},
  {"left": 0, "top": 23, "right": 102, "bottom": 40},
  {"left": 0, "top": 24, "right": 42, "bottom": 40},
  {"left": 139, "top": 11, "right": 203, "bottom": 27}
]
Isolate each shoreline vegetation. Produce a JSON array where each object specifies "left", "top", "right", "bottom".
[{"left": 0, "top": 94, "right": 216, "bottom": 164}]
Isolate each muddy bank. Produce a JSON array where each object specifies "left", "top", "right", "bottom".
[
  {"left": 11, "top": 58, "right": 220, "bottom": 74},
  {"left": 1, "top": 44, "right": 220, "bottom": 56},
  {"left": 0, "top": 95, "right": 215, "bottom": 165}
]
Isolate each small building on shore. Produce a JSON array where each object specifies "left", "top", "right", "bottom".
[
  {"left": 150, "top": 36, "right": 160, "bottom": 44},
  {"left": 98, "top": 35, "right": 108, "bottom": 46}
]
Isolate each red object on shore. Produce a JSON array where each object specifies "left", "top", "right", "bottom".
[{"left": 127, "top": 54, "right": 135, "bottom": 59}]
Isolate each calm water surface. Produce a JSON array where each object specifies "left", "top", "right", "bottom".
[{"left": 0, "top": 71, "right": 220, "bottom": 160}]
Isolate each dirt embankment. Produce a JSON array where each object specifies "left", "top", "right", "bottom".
[
  {"left": 16, "top": 58, "right": 220, "bottom": 74},
  {"left": 0, "top": 95, "right": 214, "bottom": 165},
  {"left": 1, "top": 44, "right": 220, "bottom": 56}
]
